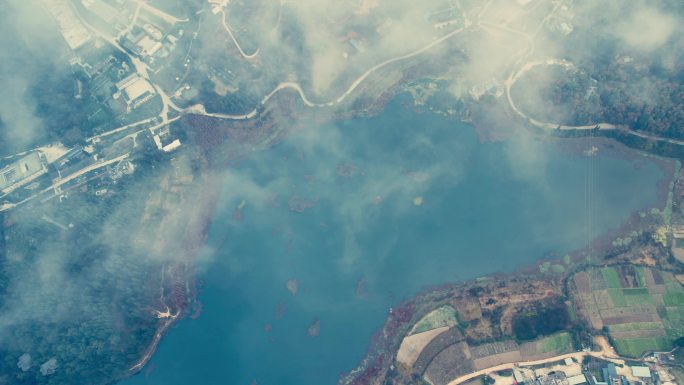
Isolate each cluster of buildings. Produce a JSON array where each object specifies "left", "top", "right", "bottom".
[
  {"left": 46, "top": 0, "right": 183, "bottom": 120},
  {"left": 506, "top": 357, "right": 669, "bottom": 385},
  {"left": 53, "top": 146, "right": 89, "bottom": 174},
  {"left": 107, "top": 159, "right": 135, "bottom": 181},
  {"left": 581, "top": 362, "right": 657, "bottom": 385},
  {"left": 0, "top": 1, "right": 191, "bottom": 211},
  {"left": 45, "top": 0, "right": 179, "bottom": 59},
  {"left": 0, "top": 143, "right": 100, "bottom": 206},
  {"left": 71, "top": 52, "right": 157, "bottom": 117},
  {"left": 119, "top": 22, "right": 179, "bottom": 67},
  {"left": 151, "top": 126, "right": 182, "bottom": 153}
]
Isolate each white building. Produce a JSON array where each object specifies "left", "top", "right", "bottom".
[
  {"left": 568, "top": 374, "right": 588, "bottom": 385},
  {"left": 631, "top": 366, "right": 652, "bottom": 379},
  {"left": 115, "top": 74, "right": 156, "bottom": 109}
]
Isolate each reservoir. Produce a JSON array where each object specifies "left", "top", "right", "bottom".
[{"left": 122, "top": 98, "right": 667, "bottom": 385}]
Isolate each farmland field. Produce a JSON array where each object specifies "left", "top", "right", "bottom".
[
  {"left": 519, "top": 332, "right": 573, "bottom": 361},
  {"left": 624, "top": 288, "right": 654, "bottom": 306},
  {"left": 424, "top": 342, "right": 474, "bottom": 385},
  {"left": 635, "top": 268, "right": 647, "bottom": 288},
  {"left": 608, "top": 322, "right": 664, "bottom": 332},
  {"left": 602, "top": 268, "right": 622, "bottom": 289},
  {"left": 411, "top": 306, "right": 459, "bottom": 334},
  {"left": 613, "top": 337, "right": 672, "bottom": 358},
  {"left": 537, "top": 332, "right": 573, "bottom": 354},
  {"left": 664, "top": 283, "right": 684, "bottom": 306},
  {"left": 608, "top": 289, "right": 627, "bottom": 307},
  {"left": 572, "top": 267, "right": 684, "bottom": 357}
]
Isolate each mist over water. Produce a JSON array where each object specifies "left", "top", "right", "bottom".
[{"left": 122, "top": 99, "right": 665, "bottom": 385}]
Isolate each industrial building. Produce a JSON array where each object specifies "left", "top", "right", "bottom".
[
  {"left": 114, "top": 74, "right": 157, "bottom": 110},
  {"left": 0, "top": 152, "right": 49, "bottom": 195},
  {"left": 567, "top": 374, "right": 588, "bottom": 385},
  {"left": 120, "top": 23, "right": 172, "bottom": 61},
  {"left": 630, "top": 367, "right": 652, "bottom": 379}
]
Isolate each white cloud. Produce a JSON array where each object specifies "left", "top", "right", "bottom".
[{"left": 614, "top": 7, "right": 678, "bottom": 51}]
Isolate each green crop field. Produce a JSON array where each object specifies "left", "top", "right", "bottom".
[
  {"left": 601, "top": 268, "right": 622, "bottom": 289},
  {"left": 624, "top": 288, "right": 655, "bottom": 306},
  {"left": 613, "top": 337, "right": 671, "bottom": 358},
  {"left": 635, "top": 267, "right": 647, "bottom": 287},
  {"left": 608, "top": 289, "right": 627, "bottom": 307},
  {"left": 665, "top": 306, "right": 683, "bottom": 322},
  {"left": 573, "top": 267, "right": 684, "bottom": 358},
  {"left": 608, "top": 322, "right": 664, "bottom": 332},
  {"left": 663, "top": 307, "right": 684, "bottom": 337},
  {"left": 412, "top": 306, "right": 458, "bottom": 334},
  {"left": 537, "top": 332, "right": 572, "bottom": 354},
  {"left": 664, "top": 283, "right": 684, "bottom": 306}
]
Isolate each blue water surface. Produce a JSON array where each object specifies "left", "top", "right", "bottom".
[{"left": 123, "top": 99, "right": 665, "bottom": 385}]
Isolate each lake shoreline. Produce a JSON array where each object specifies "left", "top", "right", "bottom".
[{"left": 124, "top": 89, "right": 674, "bottom": 385}]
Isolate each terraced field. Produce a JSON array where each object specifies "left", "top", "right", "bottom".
[
  {"left": 572, "top": 266, "right": 684, "bottom": 357},
  {"left": 417, "top": 331, "right": 574, "bottom": 385},
  {"left": 413, "top": 328, "right": 465, "bottom": 375},
  {"left": 424, "top": 342, "right": 474, "bottom": 385}
]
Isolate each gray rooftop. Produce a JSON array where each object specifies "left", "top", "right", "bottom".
[{"left": 0, "top": 152, "right": 47, "bottom": 191}]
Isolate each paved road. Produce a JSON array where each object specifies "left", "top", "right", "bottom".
[
  {"left": 0, "top": 154, "right": 129, "bottom": 213},
  {"left": 87, "top": 117, "right": 158, "bottom": 143},
  {"left": 220, "top": 9, "right": 260, "bottom": 59},
  {"left": 504, "top": 59, "right": 684, "bottom": 147},
  {"left": 446, "top": 349, "right": 625, "bottom": 385}
]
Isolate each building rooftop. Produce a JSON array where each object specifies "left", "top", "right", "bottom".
[
  {"left": 568, "top": 374, "right": 588, "bottom": 385},
  {"left": 125, "top": 78, "right": 155, "bottom": 101},
  {"left": 116, "top": 74, "right": 156, "bottom": 104},
  {"left": 0, "top": 152, "right": 48, "bottom": 192},
  {"left": 162, "top": 139, "right": 182, "bottom": 152},
  {"left": 137, "top": 35, "right": 163, "bottom": 57},
  {"left": 630, "top": 366, "right": 651, "bottom": 378}
]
